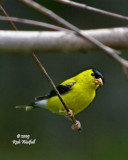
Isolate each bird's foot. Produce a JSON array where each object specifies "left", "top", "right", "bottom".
[
  {"left": 65, "top": 109, "right": 74, "bottom": 121},
  {"left": 71, "top": 120, "right": 81, "bottom": 131},
  {"left": 59, "top": 109, "right": 73, "bottom": 120},
  {"left": 65, "top": 109, "right": 73, "bottom": 118}
]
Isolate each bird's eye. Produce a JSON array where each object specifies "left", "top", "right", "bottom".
[{"left": 91, "top": 73, "right": 95, "bottom": 76}]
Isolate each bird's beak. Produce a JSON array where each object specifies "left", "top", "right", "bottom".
[{"left": 94, "top": 78, "right": 103, "bottom": 86}]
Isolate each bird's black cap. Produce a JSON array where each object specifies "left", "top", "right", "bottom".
[{"left": 91, "top": 69, "right": 103, "bottom": 79}]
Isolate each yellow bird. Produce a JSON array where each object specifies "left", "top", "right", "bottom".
[{"left": 16, "top": 69, "right": 103, "bottom": 117}]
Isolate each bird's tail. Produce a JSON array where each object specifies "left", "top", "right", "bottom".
[
  {"left": 16, "top": 99, "right": 48, "bottom": 111},
  {"left": 15, "top": 105, "right": 35, "bottom": 111}
]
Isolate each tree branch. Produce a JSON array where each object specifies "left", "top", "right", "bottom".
[
  {"left": 0, "top": 27, "right": 128, "bottom": 53},
  {"left": 19, "top": 0, "right": 120, "bottom": 57}
]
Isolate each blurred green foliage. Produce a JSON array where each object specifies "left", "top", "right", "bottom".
[{"left": 0, "top": 0, "right": 128, "bottom": 160}]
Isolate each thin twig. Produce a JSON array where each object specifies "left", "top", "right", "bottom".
[
  {"left": 31, "top": 54, "right": 78, "bottom": 125},
  {"left": 55, "top": 0, "right": 128, "bottom": 21},
  {"left": 0, "top": 4, "right": 80, "bottom": 129},
  {"left": 0, "top": 6, "right": 17, "bottom": 30},
  {"left": 0, "top": 15, "right": 70, "bottom": 31}
]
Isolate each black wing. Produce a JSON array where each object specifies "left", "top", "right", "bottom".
[{"left": 35, "top": 82, "right": 76, "bottom": 100}]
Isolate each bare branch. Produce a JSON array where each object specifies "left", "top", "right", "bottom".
[
  {"left": 1, "top": 27, "right": 128, "bottom": 80},
  {"left": 19, "top": 0, "right": 120, "bottom": 58},
  {"left": 55, "top": 0, "right": 128, "bottom": 21},
  {"left": 0, "top": 15, "right": 69, "bottom": 31},
  {"left": 0, "top": 28, "right": 128, "bottom": 53}
]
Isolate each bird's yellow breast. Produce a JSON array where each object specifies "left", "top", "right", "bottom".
[{"left": 47, "top": 81, "right": 96, "bottom": 115}]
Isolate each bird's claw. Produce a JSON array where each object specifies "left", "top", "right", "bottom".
[
  {"left": 59, "top": 109, "right": 73, "bottom": 117},
  {"left": 71, "top": 120, "right": 81, "bottom": 131},
  {"left": 65, "top": 109, "right": 73, "bottom": 119},
  {"left": 66, "top": 109, "right": 73, "bottom": 117}
]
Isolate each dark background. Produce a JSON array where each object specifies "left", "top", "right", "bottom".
[{"left": 0, "top": 0, "right": 128, "bottom": 160}]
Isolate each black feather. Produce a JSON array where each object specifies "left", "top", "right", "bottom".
[
  {"left": 35, "top": 82, "right": 76, "bottom": 100},
  {"left": 91, "top": 69, "right": 103, "bottom": 79}
]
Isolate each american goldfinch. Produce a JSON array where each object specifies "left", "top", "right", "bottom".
[{"left": 16, "top": 69, "right": 103, "bottom": 116}]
